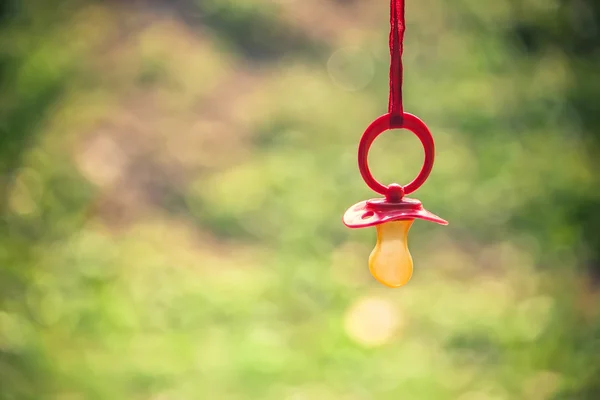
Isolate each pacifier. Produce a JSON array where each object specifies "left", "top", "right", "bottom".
[{"left": 343, "top": 113, "right": 447, "bottom": 288}]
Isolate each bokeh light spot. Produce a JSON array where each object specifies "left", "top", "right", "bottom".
[
  {"left": 327, "top": 47, "right": 375, "bottom": 91},
  {"left": 76, "top": 134, "right": 127, "bottom": 188},
  {"left": 344, "top": 296, "right": 401, "bottom": 347},
  {"left": 8, "top": 168, "right": 42, "bottom": 216}
]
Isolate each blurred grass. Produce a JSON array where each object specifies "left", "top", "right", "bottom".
[{"left": 1, "top": 0, "right": 599, "bottom": 399}]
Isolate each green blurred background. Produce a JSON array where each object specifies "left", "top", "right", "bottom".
[{"left": 1, "top": 0, "right": 599, "bottom": 399}]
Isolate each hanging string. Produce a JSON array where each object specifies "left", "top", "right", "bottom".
[{"left": 388, "top": 0, "right": 405, "bottom": 123}]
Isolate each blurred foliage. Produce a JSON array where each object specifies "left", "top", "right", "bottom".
[{"left": 0, "top": 0, "right": 599, "bottom": 399}]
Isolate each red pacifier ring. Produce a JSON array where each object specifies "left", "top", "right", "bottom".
[{"left": 358, "top": 112, "right": 434, "bottom": 199}]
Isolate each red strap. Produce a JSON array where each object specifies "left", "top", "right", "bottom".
[{"left": 388, "top": 0, "right": 405, "bottom": 122}]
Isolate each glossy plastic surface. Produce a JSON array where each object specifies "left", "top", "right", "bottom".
[
  {"left": 343, "top": 197, "right": 447, "bottom": 229},
  {"left": 358, "top": 112, "right": 435, "bottom": 198},
  {"left": 369, "top": 220, "right": 414, "bottom": 288}
]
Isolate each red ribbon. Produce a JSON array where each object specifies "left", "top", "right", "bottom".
[{"left": 388, "top": 0, "right": 405, "bottom": 122}]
